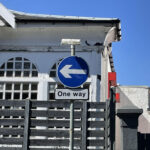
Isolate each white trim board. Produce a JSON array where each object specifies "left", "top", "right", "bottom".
[{"left": 0, "top": 3, "right": 15, "bottom": 28}]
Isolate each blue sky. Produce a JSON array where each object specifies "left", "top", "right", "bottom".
[{"left": 0, "top": 0, "right": 150, "bottom": 86}]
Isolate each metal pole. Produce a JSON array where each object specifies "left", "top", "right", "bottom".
[
  {"left": 61, "top": 39, "right": 80, "bottom": 150},
  {"left": 69, "top": 100, "right": 74, "bottom": 150},
  {"left": 69, "top": 44, "right": 75, "bottom": 150},
  {"left": 71, "top": 45, "right": 75, "bottom": 56}
]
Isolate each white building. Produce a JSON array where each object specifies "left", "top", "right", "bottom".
[
  {"left": 0, "top": 3, "right": 121, "bottom": 102},
  {"left": 2, "top": 2, "right": 150, "bottom": 150}
]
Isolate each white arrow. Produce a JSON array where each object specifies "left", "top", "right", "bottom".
[{"left": 60, "top": 65, "right": 87, "bottom": 78}]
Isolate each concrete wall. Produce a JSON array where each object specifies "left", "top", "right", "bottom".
[{"left": 116, "top": 86, "right": 150, "bottom": 150}]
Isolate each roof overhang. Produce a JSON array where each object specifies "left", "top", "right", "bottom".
[
  {"left": 0, "top": 3, "right": 121, "bottom": 42},
  {"left": 11, "top": 10, "right": 121, "bottom": 41}
]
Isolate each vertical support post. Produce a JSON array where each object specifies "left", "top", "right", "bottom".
[
  {"left": 69, "top": 100, "right": 74, "bottom": 150},
  {"left": 105, "top": 100, "right": 109, "bottom": 150},
  {"left": 23, "top": 100, "right": 30, "bottom": 150},
  {"left": 117, "top": 108, "right": 143, "bottom": 150},
  {"left": 109, "top": 88, "right": 116, "bottom": 150},
  {"left": 82, "top": 101, "right": 87, "bottom": 150}
]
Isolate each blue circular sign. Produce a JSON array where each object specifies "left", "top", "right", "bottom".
[{"left": 57, "top": 56, "right": 89, "bottom": 88}]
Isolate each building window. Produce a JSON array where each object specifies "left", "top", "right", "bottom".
[
  {"left": 0, "top": 57, "right": 38, "bottom": 101},
  {"left": 49, "top": 59, "right": 64, "bottom": 100},
  {"left": 49, "top": 58, "right": 63, "bottom": 78},
  {"left": 0, "top": 57, "right": 38, "bottom": 77},
  {"left": 48, "top": 83, "right": 64, "bottom": 100},
  {"left": 0, "top": 82, "right": 38, "bottom": 100}
]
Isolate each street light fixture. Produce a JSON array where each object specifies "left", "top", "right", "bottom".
[{"left": 61, "top": 39, "right": 81, "bottom": 56}]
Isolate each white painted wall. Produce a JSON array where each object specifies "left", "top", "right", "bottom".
[
  {"left": 100, "top": 46, "right": 111, "bottom": 101},
  {"left": 0, "top": 19, "right": 115, "bottom": 102},
  {"left": 0, "top": 51, "right": 101, "bottom": 101}
]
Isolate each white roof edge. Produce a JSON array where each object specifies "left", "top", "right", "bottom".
[
  {"left": 10, "top": 10, "right": 120, "bottom": 21},
  {"left": 0, "top": 3, "right": 15, "bottom": 28},
  {"left": 118, "top": 85, "right": 150, "bottom": 89}
]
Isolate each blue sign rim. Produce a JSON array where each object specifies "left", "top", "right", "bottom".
[{"left": 57, "top": 56, "right": 89, "bottom": 88}]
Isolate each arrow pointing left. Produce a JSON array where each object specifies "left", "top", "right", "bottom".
[{"left": 60, "top": 65, "right": 87, "bottom": 78}]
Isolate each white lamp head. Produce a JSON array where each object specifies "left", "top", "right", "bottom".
[{"left": 61, "top": 39, "right": 81, "bottom": 45}]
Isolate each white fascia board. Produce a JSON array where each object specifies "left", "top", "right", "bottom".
[
  {"left": 0, "top": 3, "right": 15, "bottom": 28},
  {"left": 0, "top": 19, "right": 5, "bottom": 26}
]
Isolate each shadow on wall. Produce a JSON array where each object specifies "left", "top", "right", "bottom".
[
  {"left": 138, "top": 132, "right": 150, "bottom": 150},
  {"left": 116, "top": 86, "right": 139, "bottom": 109}
]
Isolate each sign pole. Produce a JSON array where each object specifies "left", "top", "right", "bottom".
[
  {"left": 61, "top": 39, "right": 81, "bottom": 150},
  {"left": 70, "top": 99, "right": 74, "bottom": 150},
  {"left": 71, "top": 44, "right": 75, "bottom": 56},
  {"left": 70, "top": 44, "right": 75, "bottom": 150}
]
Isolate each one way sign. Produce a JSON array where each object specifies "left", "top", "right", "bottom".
[{"left": 57, "top": 56, "right": 89, "bottom": 88}]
